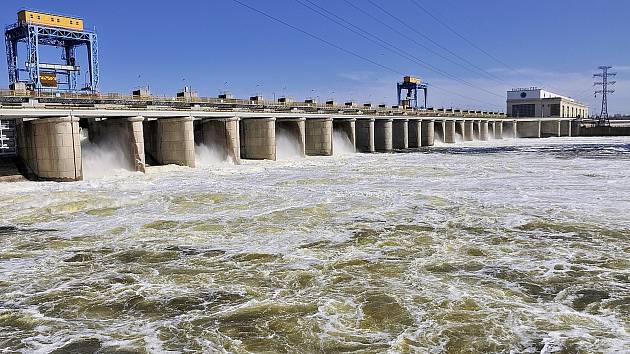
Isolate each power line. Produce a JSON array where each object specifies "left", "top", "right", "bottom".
[
  {"left": 570, "top": 86, "right": 599, "bottom": 104},
  {"left": 404, "top": 0, "right": 575, "bottom": 97},
  {"left": 408, "top": 0, "right": 517, "bottom": 72},
  {"left": 341, "top": 0, "right": 509, "bottom": 88},
  {"left": 292, "top": 0, "right": 503, "bottom": 99},
  {"left": 363, "top": 0, "right": 508, "bottom": 85},
  {"left": 229, "top": 0, "right": 501, "bottom": 109},
  {"left": 429, "top": 84, "right": 502, "bottom": 110},
  {"left": 229, "top": 0, "right": 403, "bottom": 76}
]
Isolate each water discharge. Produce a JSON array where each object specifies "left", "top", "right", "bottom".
[
  {"left": 333, "top": 130, "right": 355, "bottom": 154},
  {"left": 195, "top": 143, "right": 231, "bottom": 166},
  {"left": 276, "top": 129, "right": 303, "bottom": 160},
  {"left": 1, "top": 137, "right": 629, "bottom": 353},
  {"left": 80, "top": 130, "right": 133, "bottom": 179}
]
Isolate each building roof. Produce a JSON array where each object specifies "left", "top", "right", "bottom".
[{"left": 507, "top": 87, "right": 585, "bottom": 105}]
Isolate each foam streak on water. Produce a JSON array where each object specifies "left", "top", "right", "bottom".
[{"left": 0, "top": 137, "right": 629, "bottom": 353}]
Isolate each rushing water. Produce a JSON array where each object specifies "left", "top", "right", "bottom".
[{"left": 1, "top": 137, "right": 629, "bottom": 353}]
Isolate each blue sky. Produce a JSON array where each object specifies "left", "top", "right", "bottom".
[{"left": 1, "top": 0, "right": 629, "bottom": 114}]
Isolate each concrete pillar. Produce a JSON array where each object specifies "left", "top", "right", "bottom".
[
  {"left": 392, "top": 119, "right": 408, "bottom": 150},
  {"left": 517, "top": 120, "right": 541, "bottom": 138},
  {"left": 144, "top": 118, "right": 194, "bottom": 167},
  {"left": 276, "top": 118, "right": 306, "bottom": 158},
  {"left": 196, "top": 117, "right": 241, "bottom": 164},
  {"left": 541, "top": 119, "right": 561, "bottom": 138},
  {"left": 503, "top": 120, "right": 517, "bottom": 139},
  {"left": 158, "top": 117, "right": 195, "bottom": 167},
  {"left": 560, "top": 120, "right": 572, "bottom": 137},
  {"left": 408, "top": 119, "right": 421, "bottom": 148},
  {"left": 305, "top": 118, "right": 332, "bottom": 156},
  {"left": 421, "top": 119, "right": 435, "bottom": 146},
  {"left": 356, "top": 118, "right": 375, "bottom": 153},
  {"left": 479, "top": 120, "right": 489, "bottom": 141},
  {"left": 16, "top": 116, "right": 82, "bottom": 181},
  {"left": 464, "top": 120, "right": 474, "bottom": 141},
  {"left": 126, "top": 117, "right": 146, "bottom": 172},
  {"left": 455, "top": 120, "right": 465, "bottom": 141},
  {"left": 495, "top": 121, "right": 503, "bottom": 139},
  {"left": 374, "top": 118, "right": 393, "bottom": 152},
  {"left": 240, "top": 117, "right": 276, "bottom": 160},
  {"left": 444, "top": 120, "right": 456, "bottom": 143},
  {"left": 333, "top": 119, "right": 356, "bottom": 152}
]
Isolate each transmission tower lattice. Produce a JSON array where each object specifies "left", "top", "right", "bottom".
[{"left": 593, "top": 65, "right": 616, "bottom": 126}]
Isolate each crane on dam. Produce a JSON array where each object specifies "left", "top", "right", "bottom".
[
  {"left": 5, "top": 10, "right": 99, "bottom": 93},
  {"left": 397, "top": 76, "right": 428, "bottom": 109}
]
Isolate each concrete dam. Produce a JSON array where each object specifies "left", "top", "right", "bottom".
[{"left": 0, "top": 95, "right": 576, "bottom": 182}]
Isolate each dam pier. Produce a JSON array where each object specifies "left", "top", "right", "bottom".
[{"left": 0, "top": 99, "right": 578, "bottom": 181}]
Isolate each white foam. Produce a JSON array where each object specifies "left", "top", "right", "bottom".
[
  {"left": 195, "top": 143, "right": 232, "bottom": 166},
  {"left": 333, "top": 130, "right": 355, "bottom": 155},
  {"left": 81, "top": 138, "right": 133, "bottom": 180},
  {"left": 276, "top": 130, "right": 303, "bottom": 160}
]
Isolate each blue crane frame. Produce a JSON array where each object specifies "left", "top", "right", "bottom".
[
  {"left": 5, "top": 22, "right": 99, "bottom": 92},
  {"left": 397, "top": 81, "right": 428, "bottom": 109}
]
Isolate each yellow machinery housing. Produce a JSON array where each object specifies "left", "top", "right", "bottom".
[
  {"left": 403, "top": 76, "right": 420, "bottom": 84},
  {"left": 39, "top": 72, "right": 57, "bottom": 88},
  {"left": 18, "top": 10, "right": 84, "bottom": 31}
]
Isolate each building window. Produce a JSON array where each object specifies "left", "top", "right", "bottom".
[
  {"left": 550, "top": 104, "right": 560, "bottom": 116},
  {"left": 512, "top": 104, "right": 535, "bottom": 117}
]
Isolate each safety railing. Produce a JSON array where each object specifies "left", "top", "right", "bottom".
[{"left": 0, "top": 89, "right": 505, "bottom": 117}]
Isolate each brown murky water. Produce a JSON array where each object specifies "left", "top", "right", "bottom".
[{"left": 1, "top": 137, "right": 629, "bottom": 353}]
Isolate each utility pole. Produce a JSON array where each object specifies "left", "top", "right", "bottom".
[{"left": 593, "top": 66, "right": 616, "bottom": 126}]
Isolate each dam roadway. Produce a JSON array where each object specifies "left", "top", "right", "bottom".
[{"left": 0, "top": 94, "right": 577, "bottom": 181}]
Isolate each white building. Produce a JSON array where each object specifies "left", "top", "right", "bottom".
[{"left": 507, "top": 87, "right": 588, "bottom": 118}]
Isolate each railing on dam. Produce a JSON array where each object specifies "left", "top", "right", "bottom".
[{"left": 0, "top": 89, "right": 505, "bottom": 118}]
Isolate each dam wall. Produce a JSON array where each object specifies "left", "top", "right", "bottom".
[{"left": 0, "top": 108, "right": 589, "bottom": 181}]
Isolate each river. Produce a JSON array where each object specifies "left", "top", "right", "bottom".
[{"left": 0, "top": 137, "right": 629, "bottom": 353}]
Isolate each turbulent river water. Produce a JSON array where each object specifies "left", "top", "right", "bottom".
[{"left": 1, "top": 137, "right": 629, "bottom": 353}]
